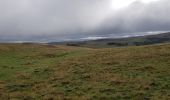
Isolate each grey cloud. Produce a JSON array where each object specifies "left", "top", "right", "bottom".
[
  {"left": 96, "top": 0, "right": 170, "bottom": 35},
  {"left": 0, "top": 0, "right": 111, "bottom": 40},
  {"left": 0, "top": 0, "right": 170, "bottom": 42}
]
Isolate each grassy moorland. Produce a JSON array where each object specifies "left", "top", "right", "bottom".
[{"left": 0, "top": 43, "right": 170, "bottom": 100}]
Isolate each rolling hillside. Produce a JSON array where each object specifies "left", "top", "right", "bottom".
[
  {"left": 50, "top": 32, "right": 170, "bottom": 48},
  {"left": 0, "top": 43, "right": 169, "bottom": 99}
]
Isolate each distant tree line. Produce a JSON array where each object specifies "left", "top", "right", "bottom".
[{"left": 107, "top": 42, "right": 128, "bottom": 46}]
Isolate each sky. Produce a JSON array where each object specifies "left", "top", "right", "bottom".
[{"left": 0, "top": 0, "right": 170, "bottom": 42}]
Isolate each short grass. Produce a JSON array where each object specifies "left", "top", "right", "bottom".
[{"left": 0, "top": 43, "right": 170, "bottom": 100}]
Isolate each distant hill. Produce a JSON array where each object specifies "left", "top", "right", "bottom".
[{"left": 49, "top": 32, "right": 170, "bottom": 48}]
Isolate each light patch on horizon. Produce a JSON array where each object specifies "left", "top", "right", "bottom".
[{"left": 81, "top": 36, "right": 108, "bottom": 40}]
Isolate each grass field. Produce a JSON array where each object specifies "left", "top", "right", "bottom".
[{"left": 0, "top": 43, "right": 170, "bottom": 100}]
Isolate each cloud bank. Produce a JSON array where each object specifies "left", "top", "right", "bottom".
[{"left": 0, "top": 0, "right": 169, "bottom": 42}]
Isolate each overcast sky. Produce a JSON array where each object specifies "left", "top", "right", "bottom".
[{"left": 0, "top": 0, "right": 169, "bottom": 42}]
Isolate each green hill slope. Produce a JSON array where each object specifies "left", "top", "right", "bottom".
[{"left": 0, "top": 44, "right": 169, "bottom": 99}]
